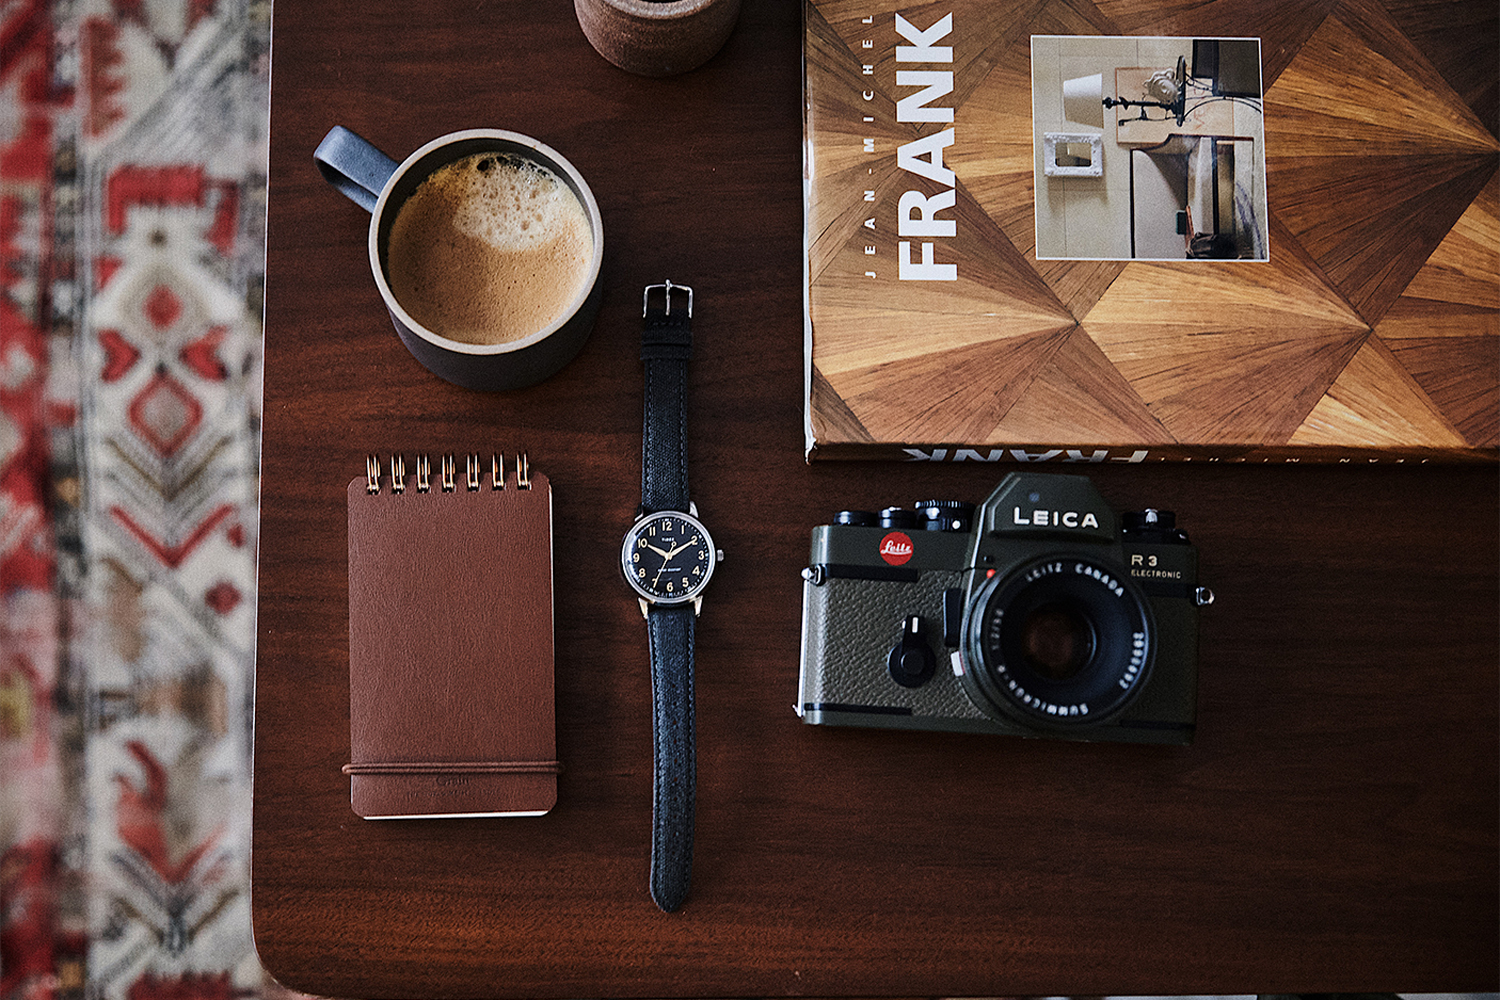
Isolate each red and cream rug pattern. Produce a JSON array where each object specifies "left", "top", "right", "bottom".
[{"left": 1, "top": 1, "right": 273, "bottom": 998}]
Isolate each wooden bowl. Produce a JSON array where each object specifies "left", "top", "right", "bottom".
[{"left": 574, "top": 0, "right": 741, "bottom": 77}]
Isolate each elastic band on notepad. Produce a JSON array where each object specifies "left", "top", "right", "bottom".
[{"left": 341, "top": 761, "right": 560, "bottom": 776}]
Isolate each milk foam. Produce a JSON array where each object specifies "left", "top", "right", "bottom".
[
  {"left": 386, "top": 151, "right": 594, "bottom": 346},
  {"left": 442, "top": 154, "right": 582, "bottom": 253}
]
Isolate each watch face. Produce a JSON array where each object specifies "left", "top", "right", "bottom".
[{"left": 622, "top": 510, "right": 717, "bottom": 605}]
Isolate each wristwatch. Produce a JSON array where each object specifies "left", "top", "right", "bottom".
[{"left": 620, "top": 281, "right": 722, "bottom": 913}]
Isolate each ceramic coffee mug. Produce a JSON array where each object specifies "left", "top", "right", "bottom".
[
  {"left": 575, "top": 0, "right": 740, "bottom": 77},
  {"left": 314, "top": 126, "right": 605, "bottom": 391}
]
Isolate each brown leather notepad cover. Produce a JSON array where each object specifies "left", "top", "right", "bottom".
[{"left": 344, "top": 468, "right": 556, "bottom": 818}]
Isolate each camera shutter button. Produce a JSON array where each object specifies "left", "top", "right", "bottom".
[
  {"left": 888, "top": 616, "right": 936, "bottom": 688},
  {"left": 880, "top": 507, "right": 918, "bottom": 529}
]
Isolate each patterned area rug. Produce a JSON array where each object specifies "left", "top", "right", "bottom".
[{"left": 1, "top": 1, "right": 275, "bottom": 998}]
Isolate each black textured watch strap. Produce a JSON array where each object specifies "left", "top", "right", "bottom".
[
  {"left": 640, "top": 287, "right": 692, "bottom": 514},
  {"left": 640, "top": 282, "right": 698, "bottom": 913},
  {"left": 647, "top": 603, "right": 696, "bottom": 912}
]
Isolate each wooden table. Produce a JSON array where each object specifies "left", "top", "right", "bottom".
[{"left": 250, "top": 2, "right": 1499, "bottom": 996}]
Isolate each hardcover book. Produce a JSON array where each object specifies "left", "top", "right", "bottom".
[
  {"left": 802, "top": 0, "right": 1498, "bottom": 463},
  {"left": 344, "top": 453, "right": 557, "bottom": 819}
]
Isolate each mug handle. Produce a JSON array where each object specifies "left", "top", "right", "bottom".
[{"left": 314, "top": 126, "right": 399, "bottom": 214}]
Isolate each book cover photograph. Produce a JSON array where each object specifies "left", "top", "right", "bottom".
[
  {"left": 802, "top": 0, "right": 1499, "bottom": 463},
  {"left": 344, "top": 453, "right": 558, "bottom": 819}
]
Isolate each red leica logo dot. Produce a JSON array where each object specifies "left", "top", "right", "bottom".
[{"left": 879, "top": 531, "right": 914, "bottom": 566}]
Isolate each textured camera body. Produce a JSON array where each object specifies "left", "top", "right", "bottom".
[{"left": 796, "top": 473, "right": 1207, "bottom": 745}]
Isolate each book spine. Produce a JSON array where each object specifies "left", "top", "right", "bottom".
[{"left": 806, "top": 441, "right": 1500, "bottom": 465}]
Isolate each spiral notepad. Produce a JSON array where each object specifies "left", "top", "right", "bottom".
[{"left": 344, "top": 452, "right": 557, "bottom": 819}]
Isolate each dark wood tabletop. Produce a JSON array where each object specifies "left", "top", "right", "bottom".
[{"left": 250, "top": 2, "right": 1499, "bottom": 996}]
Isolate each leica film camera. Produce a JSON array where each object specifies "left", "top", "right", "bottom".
[{"left": 797, "top": 472, "right": 1213, "bottom": 745}]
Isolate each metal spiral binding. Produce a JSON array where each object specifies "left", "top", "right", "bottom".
[{"left": 365, "top": 452, "right": 529, "bottom": 493}]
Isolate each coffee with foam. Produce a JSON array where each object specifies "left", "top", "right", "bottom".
[{"left": 386, "top": 152, "right": 593, "bottom": 346}]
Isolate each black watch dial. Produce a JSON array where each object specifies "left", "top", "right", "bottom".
[{"left": 623, "top": 510, "right": 717, "bottom": 605}]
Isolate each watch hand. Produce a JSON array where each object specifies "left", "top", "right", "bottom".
[
  {"left": 651, "top": 541, "right": 695, "bottom": 588},
  {"left": 650, "top": 546, "right": 673, "bottom": 587},
  {"left": 651, "top": 558, "right": 676, "bottom": 588}
]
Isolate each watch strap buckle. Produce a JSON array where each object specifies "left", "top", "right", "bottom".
[
  {"left": 642, "top": 281, "right": 693, "bottom": 363},
  {"left": 643, "top": 280, "right": 693, "bottom": 319}
]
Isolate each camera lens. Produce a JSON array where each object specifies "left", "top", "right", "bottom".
[
  {"left": 1017, "top": 603, "right": 1096, "bottom": 680},
  {"left": 961, "top": 556, "right": 1154, "bottom": 729}
]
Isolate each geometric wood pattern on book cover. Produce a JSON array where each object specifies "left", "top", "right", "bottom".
[{"left": 804, "top": 0, "right": 1498, "bottom": 461}]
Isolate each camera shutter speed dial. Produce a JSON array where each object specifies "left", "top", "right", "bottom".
[
  {"left": 888, "top": 616, "right": 937, "bottom": 688},
  {"left": 916, "top": 500, "right": 976, "bottom": 532}
]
